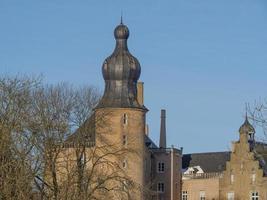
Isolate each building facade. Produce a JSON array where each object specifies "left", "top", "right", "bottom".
[
  {"left": 219, "top": 117, "right": 267, "bottom": 200},
  {"left": 181, "top": 117, "right": 267, "bottom": 200}
]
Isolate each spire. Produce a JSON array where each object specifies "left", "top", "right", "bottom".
[
  {"left": 120, "top": 11, "right": 123, "bottom": 24},
  {"left": 159, "top": 109, "right": 167, "bottom": 148},
  {"left": 239, "top": 113, "right": 255, "bottom": 135}
]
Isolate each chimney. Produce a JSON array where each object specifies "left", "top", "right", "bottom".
[
  {"left": 159, "top": 109, "right": 166, "bottom": 148},
  {"left": 137, "top": 82, "right": 144, "bottom": 106}
]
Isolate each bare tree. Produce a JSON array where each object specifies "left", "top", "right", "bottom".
[
  {"left": 0, "top": 75, "right": 140, "bottom": 200},
  {"left": 0, "top": 76, "right": 41, "bottom": 200},
  {"left": 249, "top": 99, "right": 267, "bottom": 141}
]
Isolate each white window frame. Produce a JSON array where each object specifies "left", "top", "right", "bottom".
[
  {"left": 182, "top": 191, "right": 188, "bottom": 200},
  {"left": 251, "top": 191, "right": 259, "bottom": 200}
]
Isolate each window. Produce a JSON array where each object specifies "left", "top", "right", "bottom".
[
  {"left": 200, "top": 191, "right": 205, "bottom": 200},
  {"left": 157, "top": 182, "right": 164, "bottom": 193},
  {"left": 251, "top": 169, "right": 256, "bottom": 184},
  {"left": 251, "top": 191, "right": 259, "bottom": 200},
  {"left": 122, "top": 135, "right": 127, "bottom": 146},
  {"left": 123, "top": 180, "right": 128, "bottom": 191},
  {"left": 80, "top": 152, "right": 85, "bottom": 165},
  {"left": 227, "top": 192, "right": 234, "bottom": 200},
  {"left": 158, "top": 162, "right": 165, "bottom": 173},
  {"left": 230, "top": 170, "right": 234, "bottom": 184},
  {"left": 230, "top": 174, "right": 234, "bottom": 184},
  {"left": 123, "top": 113, "right": 128, "bottom": 125},
  {"left": 122, "top": 160, "right": 127, "bottom": 169},
  {"left": 182, "top": 191, "right": 188, "bottom": 200}
]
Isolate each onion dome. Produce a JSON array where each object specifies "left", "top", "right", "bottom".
[
  {"left": 96, "top": 22, "right": 145, "bottom": 109},
  {"left": 239, "top": 115, "right": 255, "bottom": 134}
]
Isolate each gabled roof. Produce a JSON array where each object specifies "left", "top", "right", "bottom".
[{"left": 182, "top": 151, "right": 231, "bottom": 173}]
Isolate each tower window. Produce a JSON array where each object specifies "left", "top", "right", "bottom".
[
  {"left": 182, "top": 191, "right": 188, "bottom": 200},
  {"left": 80, "top": 152, "right": 86, "bottom": 166},
  {"left": 251, "top": 169, "right": 256, "bottom": 184},
  {"left": 230, "top": 170, "right": 234, "bottom": 184},
  {"left": 123, "top": 180, "right": 128, "bottom": 191},
  {"left": 157, "top": 182, "right": 164, "bottom": 193},
  {"left": 230, "top": 174, "right": 234, "bottom": 184},
  {"left": 123, "top": 113, "right": 128, "bottom": 125},
  {"left": 122, "top": 135, "right": 127, "bottom": 146},
  {"left": 157, "top": 162, "right": 165, "bottom": 173},
  {"left": 122, "top": 160, "right": 127, "bottom": 169}
]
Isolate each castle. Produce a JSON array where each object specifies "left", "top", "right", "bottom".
[{"left": 56, "top": 21, "right": 267, "bottom": 200}]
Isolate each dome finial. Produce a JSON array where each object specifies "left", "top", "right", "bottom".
[{"left": 96, "top": 21, "right": 145, "bottom": 110}]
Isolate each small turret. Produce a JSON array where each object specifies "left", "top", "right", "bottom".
[{"left": 239, "top": 114, "right": 255, "bottom": 145}]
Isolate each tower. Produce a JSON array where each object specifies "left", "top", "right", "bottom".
[{"left": 94, "top": 21, "right": 147, "bottom": 199}]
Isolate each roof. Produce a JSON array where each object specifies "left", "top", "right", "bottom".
[
  {"left": 182, "top": 151, "right": 231, "bottom": 173},
  {"left": 145, "top": 135, "right": 158, "bottom": 149},
  {"left": 255, "top": 142, "right": 267, "bottom": 175},
  {"left": 64, "top": 113, "right": 96, "bottom": 148},
  {"left": 96, "top": 23, "right": 147, "bottom": 110}
]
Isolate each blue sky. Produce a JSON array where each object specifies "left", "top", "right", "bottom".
[{"left": 1, "top": 0, "right": 267, "bottom": 153}]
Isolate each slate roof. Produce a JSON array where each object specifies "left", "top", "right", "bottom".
[
  {"left": 255, "top": 142, "right": 267, "bottom": 175},
  {"left": 145, "top": 135, "right": 158, "bottom": 149},
  {"left": 182, "top": 151, "right": 231, "bottom": 173}
]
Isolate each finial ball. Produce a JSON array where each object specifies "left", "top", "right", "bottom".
[{"left": 114, "top": 24, "right": 129, "bottom": 39}]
